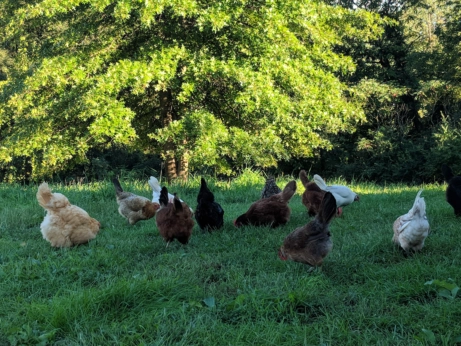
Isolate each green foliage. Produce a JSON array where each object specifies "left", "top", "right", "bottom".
[
  {"left": 425, "top": 279, "right": 459, "bottom": 300},
  {"left": 0, "top": 0, "right": 384, "bottom": 180}
]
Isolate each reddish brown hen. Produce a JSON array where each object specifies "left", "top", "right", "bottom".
[
  {"left": 156, "top": 186, "right": 194, "bottom": 245},
  {"left": 299, "top": 170, "right": 326, "bottom": 217},
  {"left": 234, "top": 180, "right": 297, "bottom": 228},
  {"left": 279, "top": 191, "right": 337, "bottom": 271},
  {"left": 299, "top": 170, "right": 342, "bottom": 217}
]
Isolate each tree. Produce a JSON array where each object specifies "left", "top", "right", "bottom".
[{"left": 0, "top": 0, "right": 383, "bottom": 181}]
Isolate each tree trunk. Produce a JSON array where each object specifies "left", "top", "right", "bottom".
[
  {"left": 176, "top": 149, "right": 189, "bottom": 181},
  {"left": 159, "top": 89, "right": 177, "bottom": 183}
]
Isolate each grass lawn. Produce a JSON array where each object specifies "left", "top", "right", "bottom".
[{"left": 0, "top": 171, "right": 460, "bottom": 345}]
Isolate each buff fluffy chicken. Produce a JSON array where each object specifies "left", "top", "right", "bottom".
[
  {"left": 156, "top": 186, "right": 194, "bottom": 245},
  {"left": 392, "top": 189, "right": 430, "bottom": 253},
  {"left": 279, "top": 192, "right": 337, "bottom": 270},
  {"left": 36, "top": 182, "right": 100, "bottom": 247},
  {"left": 234, "top": 180, "right": 297, "bottom": 228},
  {"left": 112, "top": 178, "right": 160, "bottom": 225}
]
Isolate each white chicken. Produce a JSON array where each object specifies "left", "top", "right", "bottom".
[
  {"left": 392, "top": 189, "right": 430, "bottom": 252},
  {"left": 313, "top": 174, "right": 359, "bottom": 208}
]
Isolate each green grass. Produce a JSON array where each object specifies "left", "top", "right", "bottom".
[{"left": 1, "top": 172, "right": 461, "bottom": 345}]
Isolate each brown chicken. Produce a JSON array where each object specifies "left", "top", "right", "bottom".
[
  {"left": 234, "top": 180, "right": 297, "bottom": 228},
  {"left": 279, "top": 192, "right": 337, "bottom": 270},
  {"left": 300, "top": 170, "right": 342, "bottom": 217},
  {"left": 156, "top": 186, "right": 194, "bottom": 245},
  {"left": 36, "top": 182, "right": 100, "bottom": 247},
  {"left": 299, "top": 170, "right": 327, "bottom": 217},
  {"left": 113, "top": 178, "right": 160, "bottom": 225}
]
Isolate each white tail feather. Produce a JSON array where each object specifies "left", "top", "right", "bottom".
[
  {"left": 148, "top": 176, "right": 162, "bottom": 203},
  {"left": 411, "top": 189, "right": 423, "bottom": 211},
  {"left": 148, "top": 176, "right": 193, "bottom": 212},
  {"left": 313, "top": 174, "right": 327, "bottom": 191}
]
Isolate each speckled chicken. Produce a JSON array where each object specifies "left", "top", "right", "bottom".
[
  {"left": 260, "top": 176, "right": 282, "bottom": 199},
  {"left": 195, "top": 178, "right": 224, "bottom": 232},
  {"left": 234, "top": 180, "right": 297, "bottom": 228},
  {"left": 278, "top": 192, "right": 337, "bottom": 270},
  {"left": 441, "top": 164, "right": 461, "bottom": 217},
  {"left": 156, "top": 186, "right": 194, "bottom": 245},
  {"left": 113, "top": 178, "right": 160, "bottom": 225},
  {"left": 392, "top": 189, "right": 430, "bottom": 253}
]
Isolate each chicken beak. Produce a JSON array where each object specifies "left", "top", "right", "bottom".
[{"left": 278, "top": 249, "right": 287, "bottom": 261}]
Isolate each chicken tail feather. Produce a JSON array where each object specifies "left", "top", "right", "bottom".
[
  {"left": 148, "top": 176, "right": 161, "bottom": 193},
  {"left": 36, "top": 182, "right": 53, "bottom": 208},
  {"left": 112, "top": 178, "right": 123, "bottom": 193},
  {"left": 281, "top": 180, "right": 297, "bottom": 202},
  {"left": 159, "top": 187, "right": 169, "bottom": 207},
  {"left": 313, "top": 174, "right": 328, "bottom": 191},
  {"left": 410, "top": 189, "right": 424, "bottom": 212},
  {"left": 299, "top": 170, "right": 310, "bottom": 188},
  {"left": 173, "top": 197, "right": 183, "bottom": 212},
  {"left": 317, "top": 192, "right": 337, "bottom": 224}
]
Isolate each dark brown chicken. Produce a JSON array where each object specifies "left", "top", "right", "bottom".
[
  {"left": 299, "top": 170, "right": 342, "bottom": 217},
  {"left": 156, "top": 186, "right": 194, "bottom": 245},
  {"left": 278, "top": 192, "right": 337, "bottom": 270},
  {"left": 234, "top": 180, "right": 297, "bottom": 228}
]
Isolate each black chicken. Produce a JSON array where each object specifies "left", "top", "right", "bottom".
[
  {"left": 442, "top": 164, "right": 461, "bottom": 216},
  {"left": 195, "top": 178, "right": 224, "bottom": 231}
]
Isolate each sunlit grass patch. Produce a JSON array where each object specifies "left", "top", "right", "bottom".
[{"left": 0, "top": 173, "right": 460, "bottom": 345}]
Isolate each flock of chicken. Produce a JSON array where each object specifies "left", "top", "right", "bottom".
[{"left": 35, "top": 164, "right": 461, "bottom": 270}]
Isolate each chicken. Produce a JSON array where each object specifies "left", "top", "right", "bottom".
[
  {"left": 278, "top": 192, "right": 337, "bottom": 270},
  {"left": 156, "top": 186, "right": 194, "bottom": 245},
  {"left": 36, "top": 182, "right": 100, "bottom": 248},
  {"left": 260, "top": 176, "right": 282, "bottom": 199},
  {"left": 195, "top": 177, "right": 224, "bottom": 231},
  {"left": 313, "top": 174, "right": 359, "bottom": 209},
  {"left": 234, "top": 180, "right": 297, "bottom": 228},
  {"left": 299, "top": 170, "right": 342, "bottom": 217},
  {"left": 441, "top": 164, "right": 461, "bottom": 216},
  {"left": 148, "top": 176, "right": 193, "bottom": 213},
  {"left": 392, "top": 189, "right": 430, "bottom": 252},
  {"left": 112, "top": 178, "right": 160, "bottom": 225},
  {"left": 148, "top": 176, "right": 175, "bottom": 204}
]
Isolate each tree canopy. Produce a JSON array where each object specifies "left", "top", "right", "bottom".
[{"left": 0, "top": 0, "right": 383, "bottom": 180}]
